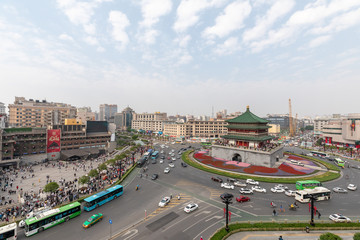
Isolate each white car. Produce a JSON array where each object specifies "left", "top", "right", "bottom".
[
  {"left": 234, "top": 181, "right": 247, "bottom": 187},
  {"left": 159, "top": 160, "right": 164, "bottom": 164},
  {"left": 221, "top": 183, "right": 235, "bottom": 190},
  {"left": 347, "top": 184, "right": 357, "bottom": 191},
  {"left": 271, "top": 187, "right": 285, "bottom": 193},
  {"left": 239, "top": 188, "right": 253, "bottom": 194},
  {"left": 246, "top": 179, "right": 259, "bottom": 185},
  {"left": 290, "top": 160, "right": 304, "bottom": 166},
  {"left": 160, "top": 150, "right": 164, "bottom": 153},
  {"left": 329, "top": 214, "right": 351, "bottom": 223},
  {"left": 285, "top": 190, "right": 296, "bottom": 197},
  {"left": 159, "top": 197, "right": 171, "bottom": 207},
  {"left": 184, "top": 203, "right": 199, "bottom": 213},
  {"left": 251, "top": 186, "right": 266, "bottom": 193},
  {"left": 275, "top": 184, "right": 288, "bottom": 190},
  {"left": 333, "top": 187, "right": 348, "bottom": 193},
  {"left": 172, "top": 157, "right": 176, "bottom": 161},
  {"left": 169, "top": 163, "right": 175, "bottom": 168},
  {"left": 164, "top": 167, "right": 170, "bottom": 174}
]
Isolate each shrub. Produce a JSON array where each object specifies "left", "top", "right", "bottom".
[
  {"left": 44, "top": 182, "right": 59, "bottom": 193},
  {"left": 79, "top": 175, "right": 90, "bottom": 185},
  {"left": 354, "top": 232, "right": 360, "bottom": 240},
  {"left": 98, "top": 163, "right": 107, "bottom": 171},
  {"left": 319, "top": 232, "right": 342, "bottom": 240},
  {"left": 88, "top": 169, "right": 99, "bottom": 178}
]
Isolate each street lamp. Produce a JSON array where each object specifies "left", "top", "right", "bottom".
[
  {"left": 220, "top": 193, "right": 233, "bottom": 232},
  {"left": 309, "top": 194, "right": 316, "bottom": 226}
]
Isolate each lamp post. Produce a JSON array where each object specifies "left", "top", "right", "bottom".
[
  {"left": 220, "top": 193, "right": 233, "bottom": 232},
  {"left": 309, "top": 194, "right": 316, "bottom": 226}
]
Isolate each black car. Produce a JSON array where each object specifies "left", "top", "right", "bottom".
[
  {"left": 181, "top": 162, "right": 187, "bottom": 167},
  {"left": 151, "top": 174, "right": 159, "bottom": 180},
  {"left": 151, "top": 159, "right": 157, "bottom": 164},
  {"left": 211, "top": 177, "right": 223, "bottom": 183},
  {"left": 161, "top": 156, "right": 165, "bottom": 159},
  {"left": 227, "top": 178, "right": 236, "bottom": 183}
]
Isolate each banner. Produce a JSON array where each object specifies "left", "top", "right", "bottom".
[{"left": 47, "top": 129, "right": 61, "bottom": 153}]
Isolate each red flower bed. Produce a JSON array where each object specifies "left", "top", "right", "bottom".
[
  {"left": 243, "top": 165, "right": 278, "bottom": 174},
  {"left": 278, "top": 163, "right": 306, "bottom": 175},
  {"left": 287, "top": 155, "right": 304, "bottom": 161}
]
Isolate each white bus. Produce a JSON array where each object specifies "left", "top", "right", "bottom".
[
  {"left": 295, "top": 187, "right": 331, "bottom": 203},
  {"left": 0, "top": 223, "right": 17, "bottom": 240},
  {"left": 308, "top": 151, "right": 329, "bottom": 158}
]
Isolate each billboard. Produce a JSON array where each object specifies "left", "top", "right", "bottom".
[{"left": 47, "top": 129, "right": 61, "bottom": 153}]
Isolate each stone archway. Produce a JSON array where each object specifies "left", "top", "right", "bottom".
[{"left": 232, "top": 153, "right": 242, "bottom": 162}]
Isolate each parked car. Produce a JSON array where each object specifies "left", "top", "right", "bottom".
[
  {"left": 221, "top": 183, "right": 235, "bottom": 190},
  {"left": 246, "top": 179, "right": 259, "bottom": 185},
  {"left": 329, "top": 214, "right": 351, "bottom": 223},
  {"left": 158, "top": 197, "right": 171, "bottom": 207},
  {"left": 333, "top": 187, "right": 348, "bottom": 193},
  {"left": 251, "top": 186, "right": 266, "bottom": 193},
  {"left": 239, "top": 188, "right": 253, "bottom": 194},
  {"left": 234, "top": 181, "right": 247, "bottom": 187},
  {"left": 169, "top": 163, "right": 175, "bottom": 168},
  {"left": 347, "top": 184, "right": 357, "bottom": 191},
  {"left": 236, "top": 195, "right": 250, "bottom": 203},
  {"left": 275, "top": 184, "right": 288, "bottom": 190},
  {"left": 181, "top": 162, "right": 187, "bottom": 167},
  {"left": 227, "top": 178, "right": 236, "bottom": 183},
  {"left": 211, "top": 177, "right": 223, "bottom": 183},
  {"left": 151, "top": 174, "right": 159, "bottom": 180}
]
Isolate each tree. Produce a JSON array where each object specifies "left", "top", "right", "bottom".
[
  {"left": 305, "top": 125, "right": 314, "bottom": 130},
  {"left": 354, "top": 232, "right": 360, "bottom": 240},
  {"left": 319, "top": 232, "right": 342, "bottom": 240},
  {"left": 132, "top": 135, "right": 138, "bottom": 140},
  {"left": 79, "top": 175, "right": 90, "bottom": 185},
  {"left": 88, "top": 169, "right": 99, "bottom": 178},
  {"left": 316, "top": 138, "right": 324, "bottom": 146},
  {"left": 98, "top": 163, "right": 107, "bottom": 171},
  {"left": 44, "top": 182, "right": 59, "bottom": 193}
]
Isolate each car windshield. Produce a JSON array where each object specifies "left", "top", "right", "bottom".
[{"left": 88, "top": 217, "right": 94, "bottom": 222}]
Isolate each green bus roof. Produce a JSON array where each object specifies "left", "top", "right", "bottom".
[
  {"left": 25, "top": 202, "right": 81, "bottom": 225},
  {"left": 296, "top": 180, "right": 321, "bottom": 184}
]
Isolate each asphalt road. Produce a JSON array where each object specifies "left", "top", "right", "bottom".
[{"left": 16, "top": 144, "right": 360, "bottom": 240}]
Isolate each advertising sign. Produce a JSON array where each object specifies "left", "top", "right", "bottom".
[{"left": 47, "top": 129, "right": 61, "bottom": 153}]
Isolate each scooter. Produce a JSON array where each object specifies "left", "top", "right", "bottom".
[{"left": 177, "top": 195, "right": 181, "bottom": 200}]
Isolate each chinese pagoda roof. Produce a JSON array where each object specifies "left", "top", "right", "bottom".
[
  {"left": 222, "top": 135, "right": 273, "bottom": 141},
  {"left": 225, "top": 125, "right": 271, "bottom": 130},
  {"left": 226, "top": 106, "right": 269, "bottom": 124}
]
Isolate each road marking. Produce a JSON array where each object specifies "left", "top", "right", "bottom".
[
  {"left": 195, "top": 210, "right": 211, "bottom": 217},
  {"left": 183, "top": 211, "right": 218, "bottom": 232},
  {"left": 193, "top": 219, "right": 223, "bottom": 240},
  {"left": 122, "top": 229, "right": 138, "bottom": 240},
  {"left": 205, "top": 215, "right": 222, "bottom": 222}
]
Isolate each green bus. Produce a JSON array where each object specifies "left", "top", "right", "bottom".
[
  {"left": 24, "top": 202, "right": 81, "bottom": 237},
  {"left": 296, "top": 180, "right": 322, "bottom": 190},
  {"left": 334, "top": 158, "right": 345, "bottom": 167}
]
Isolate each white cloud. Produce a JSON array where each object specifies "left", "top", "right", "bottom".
[
  {"left": 84, "top": 36, "right": 98, "bottom": 45},
  {"left": 250, "top": 0, "right": 360, "bottom": 52},
  {"left": 59, "top": 33, "right": 74, "bottom": 41},
  {"left": 215, "top": 37, "right": 241, "bottom": 55},
  {"left": 138, "top": 0, "right": 172, "bottom": 45},
  {"left": 139, "top": 0, "right": 172, "bottom": 28},
  {"left": 174, "top": 35, "right": 191, "bottom": 48},
  {"left": 202, "top": 0, "right": 251, "bottom": 39},
  {"left": 243, "top": 0, "right": 295, "bottom": 43},
  {"left": 108, "top": 11, "right": 130, "bottom": 49},
  {"left": 308, "top": 35, "right": 331, "bottom": 48},
  {"left": 173, "top": 0, "right": 225, "bottom": 33}
]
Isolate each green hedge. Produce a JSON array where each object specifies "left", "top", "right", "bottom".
[
  {"left": 182, "top": 151, "right": 340, "bottom": 184},
  {"left": 211, "top": 222, "right": 360, "bottom": 240}
]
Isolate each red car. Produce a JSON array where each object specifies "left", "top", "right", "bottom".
[{"left": 236, "top": 195, "right": 250, "bottom": 203}]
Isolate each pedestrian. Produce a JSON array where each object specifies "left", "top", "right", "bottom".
[
  {"left": 280, "top": 204, "right": 283, "bottom": 212},
  {"left": 273, "top": 209, "right": 277, "bottom": 216},
  {"left": 200, "top": 236, "right": 203, "bottom": 240},
  {"left": 279, "top": 236, "right": 283, "bottom": 240},
  {"left": 318, "top": 211, "right": 321, "bottom": 219}
]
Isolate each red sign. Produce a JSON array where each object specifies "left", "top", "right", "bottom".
[{"left": 47, "top": 129, "right": 61, "bottom": 153}]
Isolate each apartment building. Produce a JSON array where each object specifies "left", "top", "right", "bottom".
[
  {"left": 0, "top": 102, "right": 6, "bottom": 129},
  {"left": 77, "top": 107, "right": 95, "bottom": 123},
  {"left": 164, "top": 120, "right": 228, "bottom": 138},
  {"left": 131, "top": 112, "right": 168, "bottom": 132},
  {"left": 8, "top": 97, "right": 76, "bottom": 128},
  {"left": 99, "top": 104, "right": 117, "bottom": 121}
]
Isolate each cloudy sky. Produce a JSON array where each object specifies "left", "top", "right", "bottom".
[{"left": 1, "top": 0, "right": 360, "bottom": 117}]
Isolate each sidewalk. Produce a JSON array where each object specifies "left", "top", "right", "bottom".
[{"left": 226, "top": 230, "right": 360, "bottom": 240}]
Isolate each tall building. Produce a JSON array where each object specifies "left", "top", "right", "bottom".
[
  {"left": 8, "top": 97, "right": 76, "bottom": 128},
  {"left": 114, "top": 106, "right": 135, "bottom": 130},
  {"left": 0, "top": 102, "right": 6, "bottom": 129},
  {"left": 99, "top": 104, "right": 117, "bottom": 121},
  {"left": 265, "top": 114, "right": 290, "bottom": 131},
  {"left": 77, "top": 107, "right": 95, "bottom": 123},
  {"left": 131, "top": 112, "right": 168, "bottom": 132}
]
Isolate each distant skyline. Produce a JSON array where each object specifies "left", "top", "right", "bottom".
[{"left": 1, "top": 0, "right": 360, "bottom": 117}]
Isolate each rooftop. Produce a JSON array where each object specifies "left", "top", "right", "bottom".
[{"left": 226, "top": 106, "right": 269, "bottom": 124}]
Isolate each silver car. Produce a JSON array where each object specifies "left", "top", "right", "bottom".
[{"left": 239, "top": 188, "right": 253, "bottom": 194}]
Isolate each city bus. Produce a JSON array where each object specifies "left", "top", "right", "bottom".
[
  {"left": 296, "top": 180, "right": 322, "bottom": 190},
  {"left": 151, "top": 151, "right": 159, "bottom": 159},
  {"left": 334, "top": 158, "right": 345, "bottom": 167},
  {"left": 24, "top": 202, "right": 81, "bottom": 237},
  {"left": 83, "top": 185, "right": 123, "bottom": 211},
  {"left": 309, "top": 151, "right": 328, "bottom": 158},
  {"left": 0, "top": 223, "right": 17, "bottom": 240},
  {"left": 295, "top": 187, "right": 331, "bottom": 203}
]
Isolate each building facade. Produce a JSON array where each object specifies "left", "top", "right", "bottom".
[
  {"left": 99, "top": 104, "right": 118, "bottom": 121},
  {"left": 77, "top": 107, "right": 95, "bottom": 123},
  {"left": 265, "top": 114, "right": 290, "bottom": 131},
  {"left": 8, "top": 97, "right": 76, "bottom": 128},
  {"left": 114, "top": 107, "right": 135, "bottom": 130},
  {"left": 132, "top": 112, "right": 168, "bottom": 132},
  {"left": 163, "top": 120, "right": 227, "bottom": 138},
  {"left": 0, "top": 102, "right": 6, "bottom": 129}
]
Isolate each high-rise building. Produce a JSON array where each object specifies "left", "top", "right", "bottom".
[
  {"left": 114, "top": 106, "right": 135, "bottom": 130},
  {"left": 99, "top": 104, "right": 117, "bottom": 121},
  {"left": 8, "top": 97, "right": 76, "bottom": 128},
  {"left": 0, "top": 102, "right": 6, "bottom": 129},
  {"left": 131, "top": 112, "right": 168, "bottom": 132},
  {"left": 77, "top": 107, "right": 95, "bottom": 123}
]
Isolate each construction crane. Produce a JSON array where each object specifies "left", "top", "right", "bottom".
[
  {"left": 295, "top": 113, "right": 298, "bottom": 135},
  {"left": 289, "top": 99, "right": 295, "bottom": 137}
]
